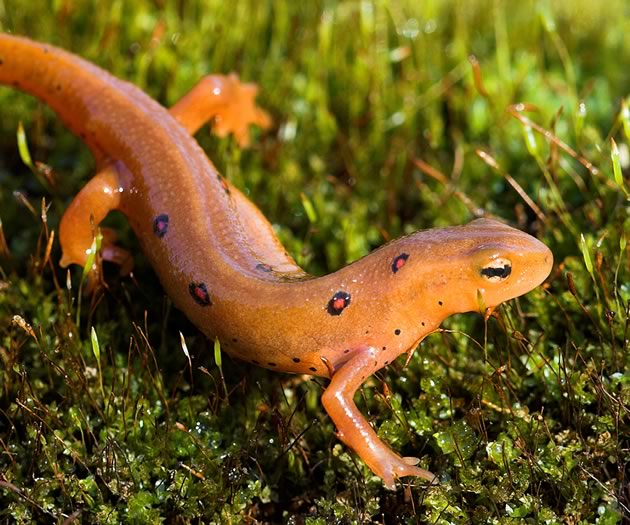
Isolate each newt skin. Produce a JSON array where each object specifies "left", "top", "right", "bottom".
[{"left": 0, "top": 34, "right": 553, "bottom": 489}]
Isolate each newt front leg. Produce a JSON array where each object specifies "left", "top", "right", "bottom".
[{"left": 322, "top": 348, "right": 437, "bottom": 489}]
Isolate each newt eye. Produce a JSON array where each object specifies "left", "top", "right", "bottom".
[{"left": 480, "top": 258, "right": 512, "bottom": 282}]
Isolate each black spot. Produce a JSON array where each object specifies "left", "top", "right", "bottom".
[
  {"left": 391, "top": 253, "right": 409, "bottom": 273},
  {"left": 438, "top": 301, "right": 443, "bottom": 306},
  {"left": 232, "top": 338, "right": 238, "bottom": 343},
  {"left": 256, "top": 262, "right": 273, "bottom": 272},
  {"left": 152, "top": 214, "right": 169, "bottom": 238},
  {"left": 327, "top": 291, "right": 351, "bottom": 316},
  {"left": 394, "top": 329, "right": 401, "bottom": 336},
  {"left": 292, "top": 357, "right": 301, "bottom": 363},
  {"left": 268, "top": 362, "right": 277, "bottom": 367},
  {"left": 343, "top": 349, "right": 350, "bottom": 354},
  {"left": 0, "top": 58, "right": 4, "bottom": 65},
  {"left": 309, "top": 367, "right": 317, "bottom": 372},
  {"left": 252, "top": 360, "right": 260, "bottom": 365},
  {"left": 384, "top": 360, "right": 389, "bottom": 365},
  {"left": 189, "top": 282, "right": 211, "bottom": 306},
  {"left": 382, "top": 346, "right": 387, "bottom": 351},
  {"left": 481, "top": 264, "right": 512, "bottom": 279},
  {"left": 421, "top": 322, "right": 426, "bottom": 326}
]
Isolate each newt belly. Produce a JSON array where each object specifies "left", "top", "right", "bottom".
[{"left": 0, "top": 34, "right": 553, "bottom": 489}]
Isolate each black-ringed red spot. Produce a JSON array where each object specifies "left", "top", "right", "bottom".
[
  {"left": 189, "top": 282, "right": 211, "bottom": 306},
  {"left": 391, "top": 253, "right": 409, "bottom": 273},
  {"left": 217, "top": 174, "right": 231, "bottom": 195},
  {"left": 152, "top": 214, "right": 169, "bottom": 238},
  {"left": 327, "top": 291, "right": 351, "bottom": 316},
  {"left": 256, "top": 262, "right": 273, "bottom": 272}
]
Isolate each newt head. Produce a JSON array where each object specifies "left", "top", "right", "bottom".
[
  {"left": 382, "top": 217, "right": 553, "bottom": 320},
  {"left": 460, "top": 218, "right": 553, "bottom": 312}
]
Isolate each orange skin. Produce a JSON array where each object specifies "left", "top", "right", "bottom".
[{"left": 0, "top": 34, "right": 553, "bottom": 489}]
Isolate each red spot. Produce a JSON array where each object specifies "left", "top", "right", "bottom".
[
  {"left": 391, "top": 253, "right": 409, "bottom": 273},
  {"left": 189, "top": 282, "right": 211, "bottom": 306},
  {"left": 327, "top": 291, "right": 351, "bottom": 316},
  {"left": 217, "top": 174, "right": 231, "bottom": 195},
  {"left": 153, "top": 214, "right": 169, "bottom": 238}
]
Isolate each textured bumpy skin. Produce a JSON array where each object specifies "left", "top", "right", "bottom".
[{"left": 0, "top": 34, "right": 553, "bottom": 489}]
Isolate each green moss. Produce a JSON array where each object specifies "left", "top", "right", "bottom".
[{"left": 0, "top": 0, "right": 628, "bottom": 522}]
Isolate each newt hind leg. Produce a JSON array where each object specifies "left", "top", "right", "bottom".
[
  {"left": 170, "top": 73, "right": 271, "bottom": 146},
  {"left": 322, "top": 349, "right": 437, "bottom": 490},
  {"left": 60, "top": 73, "right": 270, "bottom": 280},
  {"left": 59, "top": 161, "right": 131, "bottom": 280},
  {"left": 170, "top": 73, "right": 303, "bottom": 275}
]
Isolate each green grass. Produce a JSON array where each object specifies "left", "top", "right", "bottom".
[{"left": 0, "top": 1, "right": 628, "bottom": 523}]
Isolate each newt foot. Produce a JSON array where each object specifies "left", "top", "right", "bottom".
[
  {"left": 212, "top": 73, "right": 271, "bottom": 147},
  {"left": 376, "top": 455, "right": 437, "bottom": 490}
]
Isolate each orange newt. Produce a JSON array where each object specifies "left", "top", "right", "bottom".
[{"left": 0, "top": 34, "right": 553, "bottom": 489}]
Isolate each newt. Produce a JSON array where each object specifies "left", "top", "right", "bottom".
[{"left": 0, "top": 34, "right": 553, "bottom": 489}]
